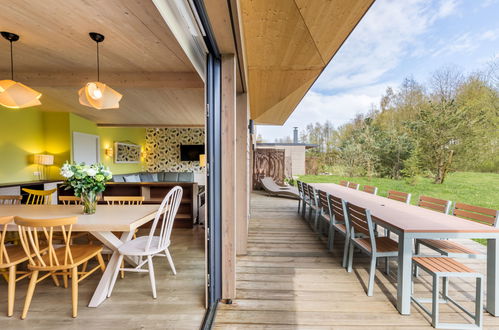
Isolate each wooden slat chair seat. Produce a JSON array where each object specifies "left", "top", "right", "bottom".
[
  {"left": 416, "top": 203, "right": 498, "bottom": 260},
  {"left": 412, "top": 257, "right": 483, "bottom": 329},
  {"left": 326, "top": 194, "right": 351, "bottom": 268},
  {"left": 346, "top": 203, "right": 399, "bottom": 296},
  {"left": 14, "top": 216, "right": 106, "bottom": 319},
  {"left": 1, "top": 216, "right": 41, "bottom": 316},
  {"left": 347, "top": 182, "right": 360, "bottom": 190},
  {"left": 387, "top": 190, "right": 411, "bottom": 204},
  {"left": 362, "top": 185, "right": 378, "bottom": 195},
  {"left": 22, "top": 188, "right": 57, "bottom": 205},
  {"left": 339, "top": 180, "right": 349, "bottom": 187}
]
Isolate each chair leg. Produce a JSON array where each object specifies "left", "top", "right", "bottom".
[
  {"left": 147, "top": 256, "right": 157, "bottom": 299},
  {"left": 81, "top": 261, "right": 88, "bottom": 273},
  {"left": 63, "top": 272, "right": 68, "bottom": 289},
  {"left": 385, "top": 257, "right": 390, "bottom": 275},
  {"left": 476, "top": 277, "right": 483, "bottom": 328},
  {"left": 431, "top": 275, "right": 440, "bottom": 328},
  {"left": 71, "top": 266, "right": 78, "bottom": 318},
  {"left": 107, "top": 254, "right": 124, "bottom": 298},
  {"left": 21, "top": 270, "right": 39, "bottom": 319},
  {"left": 121, "top": 260, "right": 125, "bottom": 279},
  {"left": 342, "top": 234, "right": 350, "bottom": 269},
  {"left": 96, "top": 253, "right": 106, "bottom": 272},
  {"left": 7, "top": 265, "right": 15, "bottom": 317},
  {"left": 442, "top": 276, "right": 449, "bottom": 301},
  {"left": 367, "top": 256, "right": 377, "bottom": 296},
  {"left": 51, "top": 273, "right": 60, "bottom": 287},
  {"left": 328, "top": 227, "right": 336, "bottom": 251},
  {"left": 414, "top": 241, "right": 420, "bottom": 277},
  {"left": 165, "top": 249, "right": 176, "bottom": 275},
  {"left": 347, "top": 240, "right": 354, "bottom": 273}
]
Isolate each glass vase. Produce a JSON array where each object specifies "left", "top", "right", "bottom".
[{"left": 81, "top": 191, "right": 97, "bottom": 215}]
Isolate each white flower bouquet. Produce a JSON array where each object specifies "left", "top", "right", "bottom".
[{"left": 60, "top": 162, "right": 112, "bottom": 214}]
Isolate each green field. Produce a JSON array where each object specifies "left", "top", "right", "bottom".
[{"left": 298, "top": 172, "right": 499, "bottom": 244}]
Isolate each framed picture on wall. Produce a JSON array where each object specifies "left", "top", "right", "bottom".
[{"left": 114, "top": 142, "right": 141, "bottom": 163}]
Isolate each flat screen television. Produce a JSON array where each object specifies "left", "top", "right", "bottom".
[{"left": 180, "top": 144, "right": 205, "bottom": 161}]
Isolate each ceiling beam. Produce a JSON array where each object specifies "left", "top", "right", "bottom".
[{"left": 0, "top": 72, "right": 203, "bottom": 89}]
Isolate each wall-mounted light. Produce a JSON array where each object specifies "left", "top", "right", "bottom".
[
  {"left": 78, "top": 32, "right": 122, "bottom": 109},
  {"left": 199, "top": 154, "right": 206, "bottom": 167},
  {"left": 0, "top": 32, "right": 42, "bottom": 109},
  {"left": 104, "top": 146, "right": 114, "bottom": 157},
  {"left": 34, "top": 154, "right": 54, "bottom": 180}
]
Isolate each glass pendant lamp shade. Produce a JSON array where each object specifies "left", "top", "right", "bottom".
[
  {"left": 0, "top": 31, "right": 42, "bottom": 109},
  {"left": 0, "top": 79, "right": 42, "bottom": 109},
  {"left": 78, "top": 82, "right": 122, "bottom": 109}
]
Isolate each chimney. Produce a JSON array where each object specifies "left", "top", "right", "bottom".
[{"left": 293, "top": 127, "right": 299, "bottom": 144}]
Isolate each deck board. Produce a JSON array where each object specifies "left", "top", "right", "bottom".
[{"left": 214, "top": 192, "right": 499, "bottom": 329}]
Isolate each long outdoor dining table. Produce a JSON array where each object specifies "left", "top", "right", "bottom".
[
  {"left": 0, "top": 204, "right": 159, "bottom": 307},
  {"left": 311, "top": 183, "right": 499, "bottom": 316}
]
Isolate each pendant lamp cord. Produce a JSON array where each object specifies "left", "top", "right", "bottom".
[
  {"left": 9, "top": 40, "right": 14, "bottom": 80},
  {"left": 96, "top": 41, "right": 100, "bottom": 82}
]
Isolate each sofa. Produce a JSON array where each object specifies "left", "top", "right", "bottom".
[{"left": 111, "top": 171, "right": 194, "bottom": 183}]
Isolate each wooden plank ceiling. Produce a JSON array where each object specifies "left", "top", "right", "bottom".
[
  {"left": 0, "top": 0, "right": 204, "bottom": 126},
  {"left": 241, "top": 0, "right": 374, "bottom": 125}
]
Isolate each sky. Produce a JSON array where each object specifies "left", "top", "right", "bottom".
[{"left": 257, "top": 0, "right": 499, "bottom": 142}]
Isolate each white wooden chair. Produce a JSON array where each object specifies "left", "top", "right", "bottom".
[
  {"left": 107, "top": 186, "right": 183, "bottom": 299},
  {"left": 346, "top": 202, "right": 399, "bottom": 296}
]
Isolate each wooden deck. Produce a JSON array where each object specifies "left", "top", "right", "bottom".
[
  {"left": 214, "top": 192, "right": 499, "bottom": 329},
  {"left": 0, "top": 227, "right": 205, "bottom": 329}
]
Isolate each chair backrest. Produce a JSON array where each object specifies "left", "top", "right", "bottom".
[
  {"left": 317, "top": 190, "right": 329, "bottom": 213},
  {"left": 453, "top": 203, "right": 499, "bottom": 227},
  {"left": 418, "top": 195, "right": 451, "bottom": 214},
  {"left": 361, "top": 185, "right": 377, "bottom": 195},
  {"left": 297, "top": 181, "right": 304, "bottom": 197},
  {"left": 327, "top": 194, "right": 348, "bottom": 228},
  {"left": 145, "top": 186, "right": 183, "bottom": 253},
  {"left": 347, "top": 182, "right": 360, "bottom": 190},
  {"left": 339, "top": 180, "right": 349, "bottom": 187},
  {"left": 345, "top": 202, "right": 376, "bottom": 249},
  {"left": 104, "top": 196, "right": 145, "bottom": 205},
  {"left": 59, "top": 196, "right": 82, "bottom": 205},
  {"left": 0, "top": 195, "right": 22, "bottom": 205},
  {"left": 0, "top": 216, "right": 14, "bottom": 266},
  {"left": 22, "top": 188, "right": 56, "bottom": 205},
  {"left": 387, "top": 190, "right": 411, "bottom": 204},
  {"left": 15, "top": 216, "right": 77, "bottom": 268},
  {"left": 307, "top": 185, "right": 317, "bottom": 206}
]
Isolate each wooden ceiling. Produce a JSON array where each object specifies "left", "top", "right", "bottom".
[
  {"left": 0, "top": 0, "right": 205, "bottom": 126},
  {"left": 241, "top": 0, "right": 374, "bottom": 125}
]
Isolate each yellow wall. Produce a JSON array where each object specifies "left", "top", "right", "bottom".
[{"left": 0, "top": 109, "right": 146, "bottom": 184}]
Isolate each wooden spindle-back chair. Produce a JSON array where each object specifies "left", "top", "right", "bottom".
[
  {"left": 0, "top": 195, "right": 22, "bottom": 205},
  {"left": 22, "top": 188, "right": 57, "bottom": 205},
  {"left": 59, "top": 196, "right": 82, "bottom": 205},
  {"left": 14, "top": 216, "right": 105, "bottom": 319},
  {"left": 104, "top": 196, "right": 145, "bottom": 205},
  {"left": 345, "top": 203, "right": 399, "bottom": 296}
]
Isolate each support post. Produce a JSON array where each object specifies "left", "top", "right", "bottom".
[
  {"left": 221, "top": 54, "right": 236, "bottom": 300},
  {"left": 236, "top": 93, "right": 249, "bottom": 256}
]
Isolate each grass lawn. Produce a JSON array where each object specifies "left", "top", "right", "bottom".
[{"left": 298, "top": 172, "right": 499, "bottom": 245}]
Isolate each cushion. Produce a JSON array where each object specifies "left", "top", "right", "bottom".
[
  {"left": 112, "top": 175, "right": 125, "bottom": 182},
  {"left": 178, "top": 172, "right": 194, "bottom": 182},
  {"left": 162, "top": 172, "right": 179, "bottom": 182},
  {"left": 151, "top": 173, "right": 158, "bottom": 182},
  {"left": 140, "top": 173, "right": 154, "bottom": 182},
  {"left": 124, "top": 174, "right": 141, "bottom": 183}
]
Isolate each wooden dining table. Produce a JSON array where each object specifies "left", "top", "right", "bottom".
[
  {"left": 311, "top": 183, "right": 499, "bottom": 316},
  {"left": 0, "top": 204, "right": 159, "bottom": 307}
]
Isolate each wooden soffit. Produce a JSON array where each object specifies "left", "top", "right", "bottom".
[{"left": 241, "top": 0, "right": 374, "bottom": 125}]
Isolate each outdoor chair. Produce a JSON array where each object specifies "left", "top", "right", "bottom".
[
  {"left": 339, "top": 180, "right": 349, "bottom": 187},
  {"left": 412, "top": 257, "right": 483, "bottom": 329},
  {"left": 15, "top": 215, "right": 105, "bottom": 319},
  {"left": 417, "top": 195, "right": 452, "bottom": 214},
  {"left": 306, "top": 185, "right": 319, "bottom": 227},
  {"left": 326, "top": 194, "right": 350, "bottom": 268},
  {"left": 297, "top": 181, "right": 305, "bottom": 214},
  {"left": 315, "top": 190, "right": 330, "bottom": 237},
  {"left": 415, "top": 203, "right": 498, "bottom": 261},
  {"left": 107, "top": 186, "right": 183, "bottom": 299},
  {"left": 387, "top": 190, "right": 411, "bottom": 204},
  {"left": 301, "top": 182, "right": 310, "bottom": 218},
  {"left": 347, "top": 182, "right": 360, "bottom": 190},
  {"left": 22, "top": 188, "right": 57, "bottom": 205},
  {"left": 362, "top": 185, "right": 378, "bottom": 195},
  {"left": 260, "top": 177, "right": 299, "bottom": 199},
  {"left": 346, "top": 202, "right": 398, "bottom": 296}
]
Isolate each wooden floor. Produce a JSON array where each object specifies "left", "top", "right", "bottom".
[
  {"left": 0, "top": 227, "right": 206, "bottom": 329},
  {"left": 214, "top": 192, "right": 499, "bottom": 329}
]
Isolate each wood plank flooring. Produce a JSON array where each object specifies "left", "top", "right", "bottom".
[
  {"left": 214, "top": 192, "right": 499, "bottom": 329},
  {"left": 0, "top": 227, "right": 206, "bottom": 329}
]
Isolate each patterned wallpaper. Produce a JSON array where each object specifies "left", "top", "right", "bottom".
[{"left": 145, "top": 128, "right": 205, "bottom": 172}]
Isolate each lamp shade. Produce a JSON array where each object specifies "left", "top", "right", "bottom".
[
  {"left": 34, "top": 154, "right": 54, "bottom": 166},
  {"left": 0, "top": 79, "right": 42, "bottom": 109},
  {"left": 78, "top": 82, "right": 122, "bottom": 109},
  {"left": 199, "top": 154, "right": 206, "bottom": 167}
]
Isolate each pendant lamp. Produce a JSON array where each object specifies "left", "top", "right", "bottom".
[
  {"left": 78, "top": 32, "right": 122, "bottom": 109},
  {"left": 0, "top": 32, "right": 42, "bottom": 109}
]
